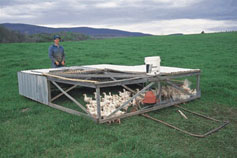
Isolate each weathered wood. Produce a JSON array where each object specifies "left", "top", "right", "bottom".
[
  {"left": 43, "top": 73, "right": 98, "bottom": 83},
  {"left": 51, "top": 81, "right": 91, "bottom": 116},
  {"left": 104, "top": 68, "right": 146, "bottom": 75},
  {"left": 47, "top": 80, "right": 51, "bottom": 104},
  {"left": 178, "top": 110, "right": 188, "bottom": 119},
  {"left": 47, "top": 72, "right": 150, "bottom": 88},
  {"left": 96, "top": 87, "right": 101, "bottom": 120},
  {"left": 156, "top": 72, "right": 200, "bottom": 80},
  {"left": 109, "top": 76, "right": 136, "bottom": 93},
  {"left": 166, "top": 80, "right": 194, "bottom": 96},
  {"left": 96, "top": 76, "right": 149, "bottom": 85},
  {"left": 196, "top": 74, "right": 200, "bottom": 94},
  {"left": 51, "top": 85, "right": 78, "bottom": 102},
  {"left": 99, "top": 94, "right": 201, "bottom": 123},
  {"left": 48, "top": 103, "right": 96, "bottom": 122},
  {"left": 50, "top": 73, "right": 147, "bottom": 79},
  {"left": 142, "top": 113, "right": 228, "bottom": 138},
  {"left": 106, "top": 82, "right": 154, "bottom": 118},
  {"left": 95, "top": 77, "right": 149, "bottom": 88},
  {"left": 157, "top": 81, "right": 161, "bottom": 103},
  {"left": 47, "top": 77, "right": 96, "bottom": 88},
  {"left": 53, "top": 68, "right": 103, "bottom": 74},
  {"left": 160, "top": 70, "right": 201, "bottom": 76}
]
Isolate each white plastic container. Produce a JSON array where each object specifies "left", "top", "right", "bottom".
[{"left": 144, "top": 56, "right": 161, "bottom": 75}]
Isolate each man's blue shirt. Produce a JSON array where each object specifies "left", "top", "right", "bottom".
[{"left": 48, "top": 44, "right": 65, "bottom": 68}]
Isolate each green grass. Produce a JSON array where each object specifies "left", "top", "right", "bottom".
[{"left": 1, "top": 32, "right": 237, "bottom": 158}]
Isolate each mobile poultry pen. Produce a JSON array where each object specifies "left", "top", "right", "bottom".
[{"left": 17, "top": 64, "right": 201, "bottom": 123}]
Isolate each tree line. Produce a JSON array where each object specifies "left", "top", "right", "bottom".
[{"left": 0, "top": 25, "right": 90, "bottom": 43}]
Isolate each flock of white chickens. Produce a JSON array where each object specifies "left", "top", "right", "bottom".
[
  {"left": 161, "top": 79, "right": 197, "bottom": 100},
  {"left": 83, "top": 89, "right": 136, "bottom": 118},
  {"left": 83, "top": 79, "right": 197, "bottom": 119}
]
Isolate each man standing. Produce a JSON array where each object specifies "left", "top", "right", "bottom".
[{"left": 48, "top": 35, "right": 65, "bottom": 68}]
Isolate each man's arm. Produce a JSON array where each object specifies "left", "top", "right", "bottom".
[
  {"left": 48, "top": 46, "right": 57, "bottom": 63},
  {"left": 61, "top": 47, "right": 65, "bottom": 65}
]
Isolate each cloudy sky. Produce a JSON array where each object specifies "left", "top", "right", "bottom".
[{"left": 0, "top": 0, "right": 237, "bottom": 35}]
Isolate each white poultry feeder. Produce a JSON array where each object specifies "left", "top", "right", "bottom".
[{"left": 145, "top": 56, "right": 161, "bottom": 75}]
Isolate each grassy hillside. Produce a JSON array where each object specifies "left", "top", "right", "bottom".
[
  {"left": 0, "top": 32, "right": 237, "bottom": 157},
  {"left": 0, "top": 25, "right": 90, "bottom": 43}
]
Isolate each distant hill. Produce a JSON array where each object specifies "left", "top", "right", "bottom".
[
  {"left": 1, "top": 23, "right": 152, "bottom": 38},
  {"left": 0, "top": 25, "right": 90, "bottom": 43},
  {"left": 168, "top": 33, "right": 183, "bottom": 36},
  {"left": 0, "top": 25, "right": 26, "bottom": 43}
]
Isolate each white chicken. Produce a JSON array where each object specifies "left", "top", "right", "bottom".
[{"left": 83, "top": 94, "right": 92, "bottom": 103}]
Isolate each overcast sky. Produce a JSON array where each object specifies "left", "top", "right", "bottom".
[{"left": 0, "top": 0, "right": 237, "bottom": 35}]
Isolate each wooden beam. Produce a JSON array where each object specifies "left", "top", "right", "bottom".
[
  {"left": 51, "top": 81, "right": 91, "bottom": 116},
  {"left": 156, "top": 72, "right": 200, "bottom": 80},
  {"left": 51, "top": 73, "right": 147, "bottom": 79},
  {"left": 43, "top": 73, "right": 98, "bottom": 83},
  {"left": 109, "top": 76, "right": 136, "bottom": 93},
  {"left": 99, "top": 94, "right": 201, "bottom": 123},
  {"left": 106, "top": 82, "right": 154, "bottom": 118},
  {"left": 51, "top": 85, "right": 78, "bottom": 102},
  {"left": 166, "top": 80, "right": 193, "bottom": 96},
  {"left": 48, "top": 103, "right": 96, "bottom": 122},
  {"left": 95, "top": 76, "right": 149, "bottom": 86},
  {"left": 95, "top": 77, "right": 149, "bottom": 88},
  {"left": 96, "top": 87, "right": 101, "bottom": 120},
  {"left": 196, "top": 74, "right": 200, "bottom": 94},
  {"left": 47, "top": 77, "right": 96, "bottom": 88}
]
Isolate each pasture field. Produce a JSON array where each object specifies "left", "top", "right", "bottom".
[{"left": 0, "top": 32, "right": 237, "bottom": 157}]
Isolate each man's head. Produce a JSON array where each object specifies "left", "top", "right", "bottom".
[{"left": 54, "top": 35, "right": 61, "bottom": 45}]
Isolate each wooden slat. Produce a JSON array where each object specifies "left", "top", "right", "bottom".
[
  {"left": 47, "top": 80, "right": 51, "bottom": 104},
  {"left": 48, "top": 103, "right": 96, "bottom": 122},
  {"left": 51, "top": 81, "right": 91, "bottom": 116},
  {"left": 50, "top": 73, "right": 147, "bottom": 79},
  {"left": 166, "top": 80, "right": 193, "bottom": 96},
  {"left": 96, "top": 76, "right": 148, "bottom": 85},
  {"left": 109, "top": 76, "right": 136, "bottom": 93},
  {"left": 51, "top": 85, "right": 78, "bottom": 102},
  {"left": 99, "top": 94, "right": 201, "bottom": 123},
  {"left": 47, "top": 77, "right": 96, "bottom": 88},
  {"left": 43, "top": 73, "right": 98, "bottom": 83},
  {"left": 95, "top": 77, "right": 149, "bottom": 88},
  {"left": 96, "top": 87, "right": 101, "bottom": 120},
  {"left": 106, "top": 82, "right": 154, "bottom": 118}
]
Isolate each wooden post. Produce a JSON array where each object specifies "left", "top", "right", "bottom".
[
  {"left": 96, "top": 87, "right": 101, "bottom": 121},
  {"left": 157, "top": 81, "right": 162, "bottom": 103},
  {"left": 196, "top": 73, "right": 200, "bottom": 96},
  {"left": 47, "top": 80, "right": 51, "bottom": 103}
]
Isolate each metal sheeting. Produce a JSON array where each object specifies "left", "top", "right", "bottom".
[{"left": 18, "top": 72, "right": 48, "bottom": 104}]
